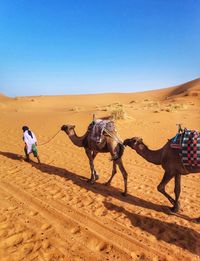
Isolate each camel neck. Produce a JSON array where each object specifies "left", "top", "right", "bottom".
[
  {"left": 66, "top": 129, "right": 86, "bottom": 147},
  {"left": 136, "top": 143, "right": 162, "bottom": 165}
]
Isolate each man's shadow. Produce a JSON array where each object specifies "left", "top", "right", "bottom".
[
  {"left": 0, "top": 151, "right": 198, "bottom": 222},
  {"left": 103, "top": 201, "right": 200, "bottom": 256}
]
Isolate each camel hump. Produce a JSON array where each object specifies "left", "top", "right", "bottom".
[{"left": 88, "top": 119, "right": 116, "bottom": 143}]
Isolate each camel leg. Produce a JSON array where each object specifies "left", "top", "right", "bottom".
[
  {"left": 116, "top": 158, "right": 128, "bottom": 196},
  {"left": 157, "top": 171, "right": 175, "bottom": 206},
  {"left": 171, "top": 174, "right": 181, "bottom": 213},
  {"left": 105, "top": 142, "right": 127, "bottom": 195},
  {"left": 85, "top": 149, "right": 98, "bottom": 184},
  {"left": 92, "top": 151, "right": 99, "bottom": 181},
  {"left": 104, "top": 161, "right": 117, "bottom": 186}
]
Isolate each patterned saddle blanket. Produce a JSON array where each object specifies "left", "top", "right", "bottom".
[
  {"left": 171, "top": 129, "right": 200, "bottom": 167},
  {"left": 88, "top": 119, "right": 116, "bottom": 143}
]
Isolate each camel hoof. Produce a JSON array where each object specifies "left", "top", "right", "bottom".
[
  {"left": 195, "top": 218, "right": 200, "bottom": 223},
  {"left": 121, "top": 192, "right": 127, "bottom": 197},
  {"left": 169, "top": 205, "right": 179, "bottom": 213},
  {"left": 95, "top": 175, "right": 99, "bottom": 181},
  {"left": 87, "top": 179, "right": 95, "bottom": 184}
]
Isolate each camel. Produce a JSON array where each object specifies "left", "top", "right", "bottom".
[
  {"left": 123, "top": 137, "right": 200, "bottom": 213},
  {"left": 61, "top": 122, "right": 128, "bottom": 195}
]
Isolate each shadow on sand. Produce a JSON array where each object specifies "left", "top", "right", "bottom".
[
  {"left": 0, "top": 151, "right": 168, "bottom": 213},
  {"left": 1, "top": 151, "right": 200, "bottom": 255},
  {"left": 103, "top": 201, "right": 200, "bottom": 256}
]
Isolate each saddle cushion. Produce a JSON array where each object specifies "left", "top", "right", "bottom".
[
  {"left": 170, "top": 133, "right": 182, "bottom": 149},
  {"left": 180, "top": 129, "right": 200, "bottom": 167},
  {"left": 90, "top": 119, "right": 115, "bottom": 143}
]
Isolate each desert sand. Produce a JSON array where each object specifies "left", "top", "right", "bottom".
[{"left": 0, "top": 78, "right": 200, "bottom": 261}]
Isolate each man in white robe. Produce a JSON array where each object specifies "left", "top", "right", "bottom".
[{"left": 22, "top": 126, "right": 40, "bottom": 163}]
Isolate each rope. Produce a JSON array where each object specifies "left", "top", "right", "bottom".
[
  {"left": 104, "top": 129, "right": 125, "bottom": 148},
  {"left": 37, "top": 129, "right": 61, "bottom": 147}
]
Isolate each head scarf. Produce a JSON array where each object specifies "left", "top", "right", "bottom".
[
  {"left": 22, "top": 126, "right": 29, "bottom": 132},
  {"left": 22, "top": 126, "right": 33, "bottom": 138}
]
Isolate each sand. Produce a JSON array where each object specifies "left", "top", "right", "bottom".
[{"left": 0, "top": 78, "right": 200, "bottom": 260}]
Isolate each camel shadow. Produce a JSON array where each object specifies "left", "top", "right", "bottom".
[
  {"left": 1, "top": 151, "right": 200, "bottom": 256},
  {"left": 0, "top": 151, "right": 197, "bottom": 221},
  {"left": 103, "top": 201, "right": 200, "bottom": 256},
  {"left": 31, "top": 161, "right": 168, "bottom": 213}
]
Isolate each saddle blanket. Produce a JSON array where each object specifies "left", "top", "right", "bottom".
[
  {"left": 90, "top": 119, "right": 115, "bottom": 143},
  {"left": 180, "top": 129, "right": 200, "bottom": 167}
]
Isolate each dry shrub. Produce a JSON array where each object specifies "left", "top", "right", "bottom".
[
  {"left": 129, "top": 100, "right": 136, "bottom": 103},
  {"left": 143, "top": 100, "right": 161, "bottom": 111},
  {"left": 109, "top": 103, "right": 126, "bottom": 120},
  {"left": 70, "top": 106, "right": 79, "bottom": 112},
  {"left": 165, "top": 103, "right": 188, "bottom": 112},
  {"left": 190, "top": 91, "right": 200, "bottom": 97}
]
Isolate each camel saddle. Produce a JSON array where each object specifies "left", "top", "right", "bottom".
[
  {"left": 88, "top": 119, "right": 116, "bottom": 143},
  {"left": 171, "top": 129, "right": 200, "bottom": 167}
]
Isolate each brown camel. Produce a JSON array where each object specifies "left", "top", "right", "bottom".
[
  {"left": 123, "top": 137, "right": 200, "bottom": 213},
  {"left": 61, "top": 123, "right": 128, "bottom": 195}
]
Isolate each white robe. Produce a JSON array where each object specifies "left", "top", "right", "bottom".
[{"left": 23, "top": 130, "right": 37, "bottom": 154}]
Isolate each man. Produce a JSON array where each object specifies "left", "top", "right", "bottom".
[{"left": 22, "top": 126, "right": 40, "bottom": 163}]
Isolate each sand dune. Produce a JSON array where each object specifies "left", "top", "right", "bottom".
[
  {"left": 164, "top": 78, "right": 200, "bottom": 99},
  {"left": 0, "top": 79, "right": 200, "bottom": 260}
]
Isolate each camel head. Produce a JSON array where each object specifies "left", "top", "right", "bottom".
[
  {"left": 123, "top": 137, "right": 143, "bottom": 150},
  {"left": 61, "top": 124, "right": 75, "bottom": 135}
]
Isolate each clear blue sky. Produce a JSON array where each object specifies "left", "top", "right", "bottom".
[{"left": 0, "top": 0, "right": 200, "bottom": 97}]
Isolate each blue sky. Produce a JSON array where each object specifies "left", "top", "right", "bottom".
[{"left": 0, "top": 0, "right": 200, "bottom": 97}]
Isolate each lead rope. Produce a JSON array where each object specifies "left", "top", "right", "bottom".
[
  {"left": 104, "top": 129, "right": 125, "bottom": 148},
  {"left": 37, "top": 129, "right": 61, "bottom": 147}
]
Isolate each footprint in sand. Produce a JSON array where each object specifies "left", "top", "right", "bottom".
[
  {"left": 131, "top": 251, "right": 146, "bottom": 261},
  {"left": 0, "top": 228, "right": 8, "bottom": 237},
  {"left": 31, "top": 240, "right": 42, "bottom": 252},
  {"left": 49, "top": 189, "right": 60, "bottom": 195},
  {"left": 76, "top": 202, "right": 84, "bottom": 208},
  {"left": 151, "top": 257, "right": 159, "bottom": 261},
  {"left": 41, "top": 223, "right": 51, "bottom": 231},
  {"left": 5, "top": 196, "right": 12, "bottom": 201},
  {"left": 0, "top": 222, "right": 11, "bottom": 230},
  {"left": 1, "top": 232, "right": 23, "bottom": 248},
  {"left": 28, "top": 210, "right": 38, "bottom": 216},
  {"left": 20, "top": 242, "right": 34, "bottom": 256},
  {"left": 53, "top": 193, "right": 63, "bottom": 199},
  {"left": 0, "top": 215, "right": 7, "bottom": 222},
  {"left": 22, "top": 231, "right": 35, "bottom": 241},
  {"left": 87, "top": 238, "right": 108, "bottom": 252},
  {"left": 71, "top": 226, "right": 81, "bottom": 235},
  {"left": 83, "top": 199, "right": 93, "bottom": 207},
  {"left": 42, "top": 239, "right": 50, "bottom": 249},
  {"left": 8, "top": 206, "right": 18, "bottom": 211}
]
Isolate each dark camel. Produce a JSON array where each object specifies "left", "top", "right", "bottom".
[
  {"left": 61, "top": 124, "right": 128, "bottom": 195},
  {"left": 123, "top": 137, "right": 200, "bottom": 213}
]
